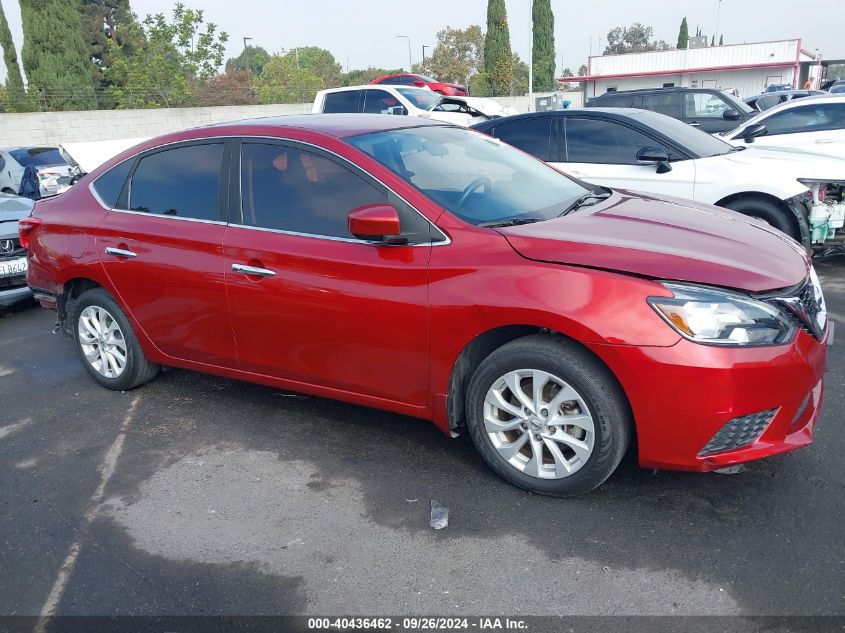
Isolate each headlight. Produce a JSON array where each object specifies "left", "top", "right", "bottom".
[{"left": 648, "top": 284, "right": 795, "bottom": 346}]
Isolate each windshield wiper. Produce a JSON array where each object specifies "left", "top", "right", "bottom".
[
  {"left": 479, "top": 217, "right": 544, "bottom": 228},
  {"left": 558, "top": 190, "right": 611, "bottom": 217}
]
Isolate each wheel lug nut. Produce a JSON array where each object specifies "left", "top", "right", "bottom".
[
  {"left": 533, "top": 434, "right": 541, "bottom": 441},
  {"left": 520, "top": 423, "right": 528, "bottom": 430},
  {"left": 549, "top": 426, "right": 556, "bottom": 434},
  {"left": 540, "top": 408, "right": 548, "bottom": 417}
]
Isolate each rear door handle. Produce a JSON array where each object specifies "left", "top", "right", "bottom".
[
  {"left": 232, "top": 263, "right": 276, "bottom": 277},
  {"left": 104, "top": 247, "right": 137, "bottom": 259},
  {"left": 688, "top": 121, "right": 701, "bottom": 127}
]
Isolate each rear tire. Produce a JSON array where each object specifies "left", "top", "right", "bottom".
[
  {"left": 722, "top": 197, "right": 798, "bottom": 240},
  {"left": 72, "top": 288, "right": 160, "bottom": 390},
  {"left": 465, "top": 335, "right": 632, "bottom": 497}
]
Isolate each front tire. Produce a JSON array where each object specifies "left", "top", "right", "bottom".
[
  {"left": 465, "top": 335, "right": 632, "bottom": 497},
  {"left": 722, "top": 197, "right": 798, "bottom": 240},
  {"left": 72, "top": 288, "right": 160, "bottom": 390}
]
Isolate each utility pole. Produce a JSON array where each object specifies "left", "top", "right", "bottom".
[
  {"left": 422, "top": 45, "right": 430, "bottom": 67},
  {"left": 395, "top": 35, "right": 412, "bottom": 71},
  {"left": 528, "top": 0, "right": 534, "bottom": 111},
  {"left": 243, "top": 36, "right": 253, "bottom": 75},
  {"left": 715, "top": 0, "right": 722, "bottom": 46}
]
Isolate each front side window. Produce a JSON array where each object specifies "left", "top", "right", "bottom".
[
  {"left": 240, "top": 143, "right": 431, "bottom": 242},
  {"left": 347, "top": 126, "right": 589, "bottom": 226},
  {"left": 565, "top": 118, "right": 659, "bottom": 165},
  {"left": 128, "top": 143, "right": 223, "bottom": 220},
  {"left": 684, "top": 92, "right": 733, "bottom": 118},
  {"left": 759, "top": 103, "right": 845, "bottom": 135},
  {"left": 363, "top": 89, "right": 401, "bottom": 114},
  {"left": 323, "top": 90, "right": 361, "bottom": 113},
  {"left": 395, "top": 88, "right": 441, "bottom": 111},
  {"left": 493, "top": 118, "right": 553, "bottom": 161}
]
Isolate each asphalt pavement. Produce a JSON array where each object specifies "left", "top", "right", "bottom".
[{"left": 1, "top": 259, "right": 843, "bottom": 623}]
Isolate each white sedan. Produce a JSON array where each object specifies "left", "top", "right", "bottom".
[
  {"left": 721, "top": 94, "right": 845, "bottom": 159},
  {"left": 313, "top": 85, "right": 517, "bottom": 127},
  {"left": 471, "top": 108, "right": 845, "bottom": 247}
]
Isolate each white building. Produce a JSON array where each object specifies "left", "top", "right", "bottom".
[{"left": 567, "top": 39, "right": 821, "bottom": 99}]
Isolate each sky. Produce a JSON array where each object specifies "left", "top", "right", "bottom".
[{"left": 0, "top": 0, "right": 840, "bottom": 83}]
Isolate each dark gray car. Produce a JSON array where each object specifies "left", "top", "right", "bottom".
[{"left": 0, "top": 194, "right": 34, "bottom": 307}]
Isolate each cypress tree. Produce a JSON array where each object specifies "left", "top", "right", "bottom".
[
  {"left": 719, "top": 34, "right": 724, "bottom": 46},
  {"left": 710, "top": 35, "right": 715, "bottom": 46},
  {"left": 676, "top": 17, "right": 688, "bottom": 49},
  {"left": 0, "top": 0, "right": 26, "bottom": 110},
  {"left": 484, "top": 0, "right": 513, "bottom": 96},
  {"left": 20, "top": 0, "right": 98, "bottom": 110},
  {"left": 532, "top": 0, "right": 555, "bottom": 92},
  {"left": 79, "top": 0, "right": 139, "bottom": 108}
]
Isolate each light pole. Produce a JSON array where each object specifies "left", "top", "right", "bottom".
[
  {"left": 715, "top": 0, "right": 722, "bottom": 45},
  {"left": 395, "top": 35, "right": 412, "bottom": 71},
  {"left": 528, "top": 0, "right": 534, "bottom": 111},
  {"left": 242, "top": 36, "right": 253, "bottom": 74}
]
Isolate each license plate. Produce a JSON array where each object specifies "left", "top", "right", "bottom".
[{"left": 0, "top": 256, "right": 27, "bottom": 277}]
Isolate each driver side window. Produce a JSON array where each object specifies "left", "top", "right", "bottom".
[
  {"left": 564, "top": 118, "right": 664, "bottom": 165},
  {"left": 762, "top": 104, "right": 845, "bottom": 135}
]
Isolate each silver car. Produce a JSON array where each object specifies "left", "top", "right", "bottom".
[
  {"left": 0, "top": 147, "right": 73, "bottom": 197},
  {"left": 0, "top": 193, "right": 34, "bottom": 306}
]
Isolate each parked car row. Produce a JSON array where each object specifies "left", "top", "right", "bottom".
[{"left": 0, "top": 193, "right": 34, "bottom": 307}]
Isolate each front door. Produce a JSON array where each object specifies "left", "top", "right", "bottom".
[
  {"left": 224, "top": 140, "right": 434, "bottom": 406},
  {"left": 96, "top": 140, "right": 237, "bottom": 367}
]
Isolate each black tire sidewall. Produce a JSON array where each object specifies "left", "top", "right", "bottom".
[
  {"left": 72, "top": 288, "right": 147, "bottom": 391},
  {"left": 724, "top": 198, "right": 796, "bottom": 239},
  {"left": 465, "top": 336, "right": 631, "bottom": 497}
]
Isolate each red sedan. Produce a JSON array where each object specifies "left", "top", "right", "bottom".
[
  {"left": 22, "top": 115, "right": 829, "bottom": 496},
  {"left": 370, "top": 73, "right": 468, "bottom": 96}
]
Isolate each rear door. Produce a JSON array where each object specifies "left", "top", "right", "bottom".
[
  {"left": 223, "top": 139, "right": 435, "bottom": 405},
  {"left": 96, "top": 140, "right": 237, "bottom": 367},
  {"left": 556, "top": 116, "right": 696, "bottom": 199},
  {"left": 639, "top": 92, "right": 684, "bottom": 122}
]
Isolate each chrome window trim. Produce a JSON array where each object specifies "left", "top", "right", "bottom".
[
  {"left": 226, "top": 222, "right": 444, "bottom": 247},
  {"left": 88, "top": 134, "right": 451, "bottom": 246}
]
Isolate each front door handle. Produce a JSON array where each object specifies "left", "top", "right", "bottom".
[
  {"left": 232, "top": 263, "right": 276, "bottom": 277},
  {"left": 105, "top": 247, "right": 137, "bottom": 259},
  {"left": 815, "top": 138, "right": 834, "bottom": 144},
  {"left": 688, "top": 121, "right": 701, "bottom": 127}
]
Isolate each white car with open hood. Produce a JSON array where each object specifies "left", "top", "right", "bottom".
[
  {"left": 721, "top": 94, "right": 845, "bottom": 160},
  {"left": 471, "top": 107, "right": 845, "bottom": 248},
  {"left": 312, "top": 85, "right": 517, "bottom": 127}
]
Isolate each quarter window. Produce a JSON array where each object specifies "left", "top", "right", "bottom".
[
  {"left": 240, "top": 143, "right": 431, "bottom": 241},
  {"left": 493, "top": 118, "right": 553, "bottom": 161},
  {"left": 93, "top": 159, "right": 133, "bottom": 208},
  {"left": 565, "top": 118, "right": 662, "bottom": 165},
  {"left": 128, "top": 143, "right": 223, "bottom": 220}
]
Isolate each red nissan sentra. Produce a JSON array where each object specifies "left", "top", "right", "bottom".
[{"left": 22, "top": 115, "right": 830, "bottom": 496}]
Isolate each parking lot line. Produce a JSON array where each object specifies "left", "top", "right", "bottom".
[{"left": 34, "top": 395, "right": 141, "bottom": 629}]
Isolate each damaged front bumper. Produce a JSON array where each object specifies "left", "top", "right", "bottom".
[{"left": 788, "top": 181, "right": 845, "bottom": 248}]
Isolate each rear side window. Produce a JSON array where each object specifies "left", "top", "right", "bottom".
[
  {"left": 597, "top": 94, "right": 635, "bottom": 107},
  {"left": 565, "top": 118, "right": 659, "bottom": 165},
  {"left": 93, "top": 159, "right": 133, "bottom": 208},
  {"left": 323, "top": 90, "right": 361, "bottom": 113},
  {"left": 493, "top": 118, "right": 553, "bottom": 161},
  {"left": 640, "top": 93, "right": 683, "bottom": 118},
  {"left": 128, "top": 143, "right": 223, "bottom": 220}
]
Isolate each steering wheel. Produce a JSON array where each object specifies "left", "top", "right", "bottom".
[{"left": 457, "top": 177, "right": 492, "bottom": 209}]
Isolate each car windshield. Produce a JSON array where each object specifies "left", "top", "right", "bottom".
[
  {"left": 396, "top": 88, "right": 441, "bottom": 111},
  {"left": 346, "top": 125, "right": 590, "bottom": 226},
  {"left": 629, "top": 110, "right": 737, "bottom": 157},
  {"left": 10, "top": 147, "right": 66, "bottom": 167}
]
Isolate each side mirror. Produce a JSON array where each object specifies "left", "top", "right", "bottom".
[
  {"left": 348, "top": 204, "right": 405, "bottom": 244},
  {"left": 740, "top": 123, "right": 768, "bottom": 143},
  {"left": 636, "top": 146, "right": 673, "bottom": 174},
  {"left": 722, "top": 108, "right": 741, "bottom": 121},
  {"left": 414, "top": 79, "right": 425, "bottom": 87},
  {"left": 387, "top": 105, "right": 408, "bottom": 116}
]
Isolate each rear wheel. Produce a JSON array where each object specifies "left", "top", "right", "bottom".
[
  {"left": 722, "top": 197, "right": 798, "bottom": 240},
  {"left": 72, "top": 288, "right": 160, "bottom": 390},
  {"left": 465, "top": 335, "right": 632, "bottom": 497}
]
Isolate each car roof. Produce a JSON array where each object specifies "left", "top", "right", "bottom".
[
  {"left": 591, "top": 87, "right": 719, "bottom": 96},
  {"left": 207, "top": 113, "right": 448, "bottom": 138},
  {"left": 470, "top": 107, "right": 655, "bottom": 130}
]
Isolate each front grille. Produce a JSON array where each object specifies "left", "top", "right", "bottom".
[
  {"left": 0, "top": 273, "right": 26, "bottom": 290},
  {"left": 765, "top": 272, "right": 827, "bottom": 341},
  {"left": 0, "top": 237, "right": 25, "bottom": 260},
  {"left": 698, "top": 408, "right": 779, "bottom": 457}
]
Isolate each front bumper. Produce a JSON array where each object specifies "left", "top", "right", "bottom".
[
  {"left": 0, "top": 284, "right": 34, "bottom": 307},
  {"left": 587, "top": 326, "right": 829, "bottom": 472}
]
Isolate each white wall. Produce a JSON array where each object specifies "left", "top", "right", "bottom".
[{"left": 0, "top": 94, "right": 584, "bottom": 149}]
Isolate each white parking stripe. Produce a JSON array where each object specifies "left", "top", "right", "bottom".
[
  {"left": 0, "top": 417, "right": 32, "bottom": 440},
  {"left": 34, "top": 395, "right": 140, "bottom": 630}
]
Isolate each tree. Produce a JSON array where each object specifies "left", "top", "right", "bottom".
[
  {"left": 79, "top": 0, "right": 141, "bottom": 107},
  {"left": 193, "top": 70, "right": 255, "bottom": 106},
  {"left": 105, "top": 3, "right": 228, "bottom": 109},
  {"left": 578, "top": 63, "right": 588, "bottom": 76},
  {"left": 20, "top": 0, "right": 98, "bottom": 110},
  {"left": 604, "top": 23, "right": 671, "bottom": 55},
  {"left": 710, "top": 35, "right": 715, "bottom": 46},
  {"left": 719, "top": 35, "right": 724, "bottom": 46},
  {"left": 512, "top": 52, "right": 528, "bottom": 95},
  {"left": 532, "top": 0, "right": 555, "bottom": 91},
  {"left": 0, "top": 0, "right": 26, "bottom": 111},
  {"left": 289, "top": 46, "right": 342, "bottom": 88},
  {"left": 341, "top": 66, "right": 403, "bottom": 86},
  {"left": 676, "top": 17, "right": 688, "bottom": 49},
  {"left": 412, "top": 25, "right": 484, "bottom": 86},
  {"left": 484, "top": 0, "right": 512, "bottom": 96},
  {"left": 252, "top": 54, "right": 323, "bottom": 104},
  {"left": 225, "top": 45, "right": 270, "bottom": 75}
]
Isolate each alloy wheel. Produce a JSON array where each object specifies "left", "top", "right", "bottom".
[
  {"left": 77, "top": 305, "right": 128, "bottom": 379},
  {"left": 483, "top": 369, "right": 595, "bottom": 479}
]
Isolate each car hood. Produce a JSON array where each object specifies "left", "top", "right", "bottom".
[
  {"left": 498, "top": 190, "right": 809, "bottom": 293},
  {"left": 0, "top": 194, "right": 33, "bottom": 239}
]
